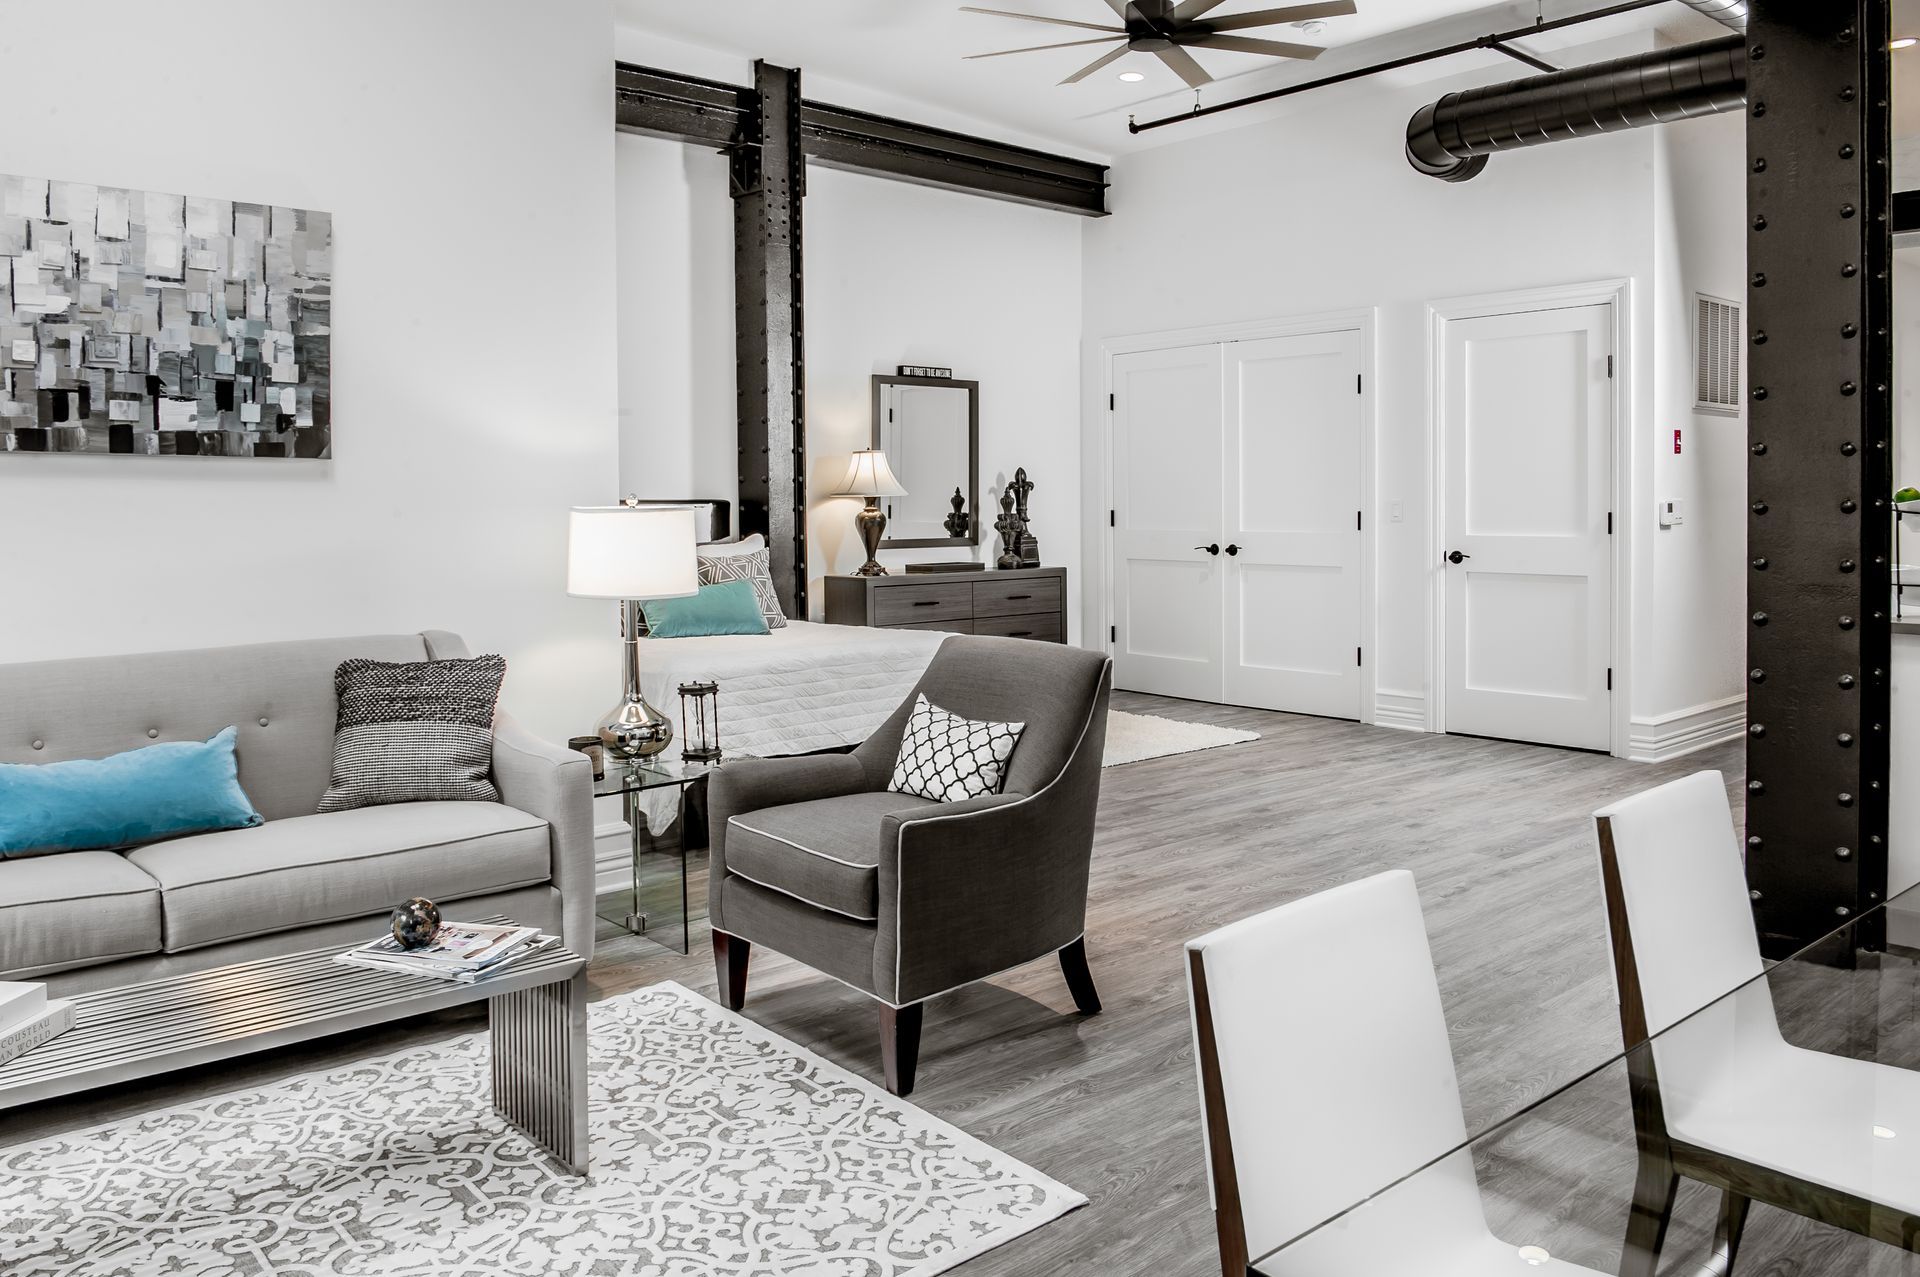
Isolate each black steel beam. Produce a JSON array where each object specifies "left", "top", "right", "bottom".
[
  {"left": 614, "top": 61, "right": 1109, "bottom": 218},
  {"left": 1745, "top": 0, "right": 1893, "bottom": 954},
  {"left": 615, "top": 64, "right": 751, "bottom": 147},
  {"left": 732, "top": 60, "right": 809, "bottom": 619}
]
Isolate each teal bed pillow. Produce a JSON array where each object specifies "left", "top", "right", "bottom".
[
  {"left": 0, "top": 726, "right": 263, "bottom": 859},
  {"left": 641, "top": 579, "right": 772, "bottom": 638}
]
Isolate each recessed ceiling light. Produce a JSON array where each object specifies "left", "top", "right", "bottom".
[
  {"left": 1118, "top": 70, "right": 1145, "bottom": 82},
  {"left": 1876, "top": 1125, "right": 1898, "bottom": 1139},
  {"left": 1895, "top": 36, "right": 1918, "bottom": 49}
]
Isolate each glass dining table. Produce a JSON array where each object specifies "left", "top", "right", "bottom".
[{"left": 1249, "top": 884, "right": 1920, "bottom": 1276}]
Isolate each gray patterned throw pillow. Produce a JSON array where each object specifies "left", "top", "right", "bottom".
[
  {"left": 889, "top": 694, "right": 1025, "bottom": 804},
  {"left": 317, "top": 656, "right": 506, "bottom": 812},
  {"left": 699, "top": 543, "right": 788, "bottom": 629}
]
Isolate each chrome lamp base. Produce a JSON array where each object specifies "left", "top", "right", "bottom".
[{"left": 600, "top": 599, "right": 674, "bottom": 759}]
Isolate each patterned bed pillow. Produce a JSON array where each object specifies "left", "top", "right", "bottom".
[
  {"left": 698, "top": 539, "right": 787, "bottom": 630},
  {"left": 317, "top": 656, "right": 506, "bottom": 812},
  {"left": 889, "top": 695, "right": 1025, "bottom": 803}
]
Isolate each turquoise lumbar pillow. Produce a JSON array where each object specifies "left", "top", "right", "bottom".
[
  {"left": 0, "top": 726, "right": 263, "bottom": 859},
  {"left": 641, "top": 579, "right": 772, "bottom": 638}
]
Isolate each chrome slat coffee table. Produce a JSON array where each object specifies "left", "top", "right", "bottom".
[{"left": 0, "top": 927, "right": 589, "bottom": 1174}]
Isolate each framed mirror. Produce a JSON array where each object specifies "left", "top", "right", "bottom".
[{"left": 871, "top": 373, "right": 979, "bottom": 548}]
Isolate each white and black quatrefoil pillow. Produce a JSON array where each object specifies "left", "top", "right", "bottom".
[{"left": 889, "top": 695, "right": 1025, "bottom": 803}]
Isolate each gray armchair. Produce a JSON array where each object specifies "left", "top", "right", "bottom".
[{"left": 707, "top": 635, "right": 1113, "bottom": 1095}]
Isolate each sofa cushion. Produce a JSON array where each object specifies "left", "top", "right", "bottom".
[
  {"left": 726, "top": 791, "right": 939, "bottom": 922},
  {"left": 0, "top": 852, "right": 164, "bottom": 979},
  {"left": 126, "top": 801, "right": 551, "bottom": 952}
]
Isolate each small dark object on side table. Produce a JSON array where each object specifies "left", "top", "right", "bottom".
[{"left": 391, "top": 897, "right": 441, "bottom": 949}]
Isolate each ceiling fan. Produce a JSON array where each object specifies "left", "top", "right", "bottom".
[{"left": 961, "top": 0, "right": 1359, "bottom": 87}]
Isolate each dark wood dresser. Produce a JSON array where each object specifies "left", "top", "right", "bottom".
[{"left": 823, "top": 566, "right": 1067, "bottom": 643}]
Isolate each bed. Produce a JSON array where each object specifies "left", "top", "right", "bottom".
[{"left": 632, "top": 620, "right": 953, "bottom": 832}]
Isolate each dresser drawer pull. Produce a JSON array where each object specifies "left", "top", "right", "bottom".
[
  {"left": 913, "top": 600, "right": 940, "bottom": 607},
  {"left": 1007, "top": 630, "right": 1034, "bottom": 637},
  {"left": 1005, "top": 594, "right": 1032, "bottom": 600}
]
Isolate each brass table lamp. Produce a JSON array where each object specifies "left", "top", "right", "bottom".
[{"left": 832, "top": 448, "right": 907, "bottom": 577}]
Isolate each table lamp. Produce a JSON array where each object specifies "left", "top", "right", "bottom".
[
  {"left": 831, "top": 448, "right": 907, "bottom": 577},
  {"left": 567, "top": 499, "right": 699, "bottom": 758}
]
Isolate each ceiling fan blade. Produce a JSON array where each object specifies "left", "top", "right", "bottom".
[
  {"left": 1167, "top": 0, "right": 1232, "bottom": 23},
  {"left": 1099, "top": 0, "right": 1132, "bottom": 15},
  {"left": 968, "top": 34, "right": 1128, "bottom": 58},
  {"left": 1155, "top": 42, "right": 1213, "bottom": 86},
  {"left": 959, "top": 6, "right": 1127, "bottom": 32},
  {"left": 1060, "top": 42, "right": 1135, "bottom": 83},
  {"left": 1185, "top": 32, "right": 1325, "bottom": 58},
  {"left": 1206, "top": 1, "right": 1357, "bottom": 33}
]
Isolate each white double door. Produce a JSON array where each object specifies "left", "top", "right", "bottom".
[
  {"left": 1111, "top": 330, "right": 1364, "bottom": 719},
  {"left": 1438, "top": 302, "right": 1614, "bottom": 751}
]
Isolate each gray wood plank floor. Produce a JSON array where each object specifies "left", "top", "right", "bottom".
[{"left": 15, "top": 692, "right": 1883, "bottom": 1275}]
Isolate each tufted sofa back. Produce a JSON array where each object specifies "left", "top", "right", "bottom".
[{"left": 0, "top": 633, "right": 437, "bottom": 822}]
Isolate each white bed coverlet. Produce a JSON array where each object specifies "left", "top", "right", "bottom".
[{"left": 632, "top": 620, "right": 951, "bottom": 833}]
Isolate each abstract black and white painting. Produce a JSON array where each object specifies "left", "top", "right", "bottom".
[{"left": 1, "top": 174, "right": 331, "bottom": 459}]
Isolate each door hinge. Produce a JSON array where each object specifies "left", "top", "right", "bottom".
[
  {"left": 1357, "top": 646, "right": 1363, "bottom": 667},
  {"left": 1110, "top": 624, "right": 1117, "bottom": 643},
  {"left": 1606, "top": 354, "right": 1614, "bottom": 379},
  {"left": 1109, "top": 509, "right": 1116, "bottom": 527},
  {"left": 1356, "top": 510, "right": 1362, "bottom": 531},
  {"left": 1607, "top": 511, "right": 1613, "bottom": 535},
  {"left": 1606, "top": 667, "right": 1613, "bottom": 691},
  {"left": 888, "top": 408, "right": 894, "bottom": 422},
  {"left": 1109, "top": 392, "right": 1115, "bottom": 411},
  {"left": 1356, "top": 373, "right": 1363, "bottom": 394}
]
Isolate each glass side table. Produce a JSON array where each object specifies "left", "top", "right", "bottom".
[{"left": 592, "top": 756, "right": 717, "bottom": 956}]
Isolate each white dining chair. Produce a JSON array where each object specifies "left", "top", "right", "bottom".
[
  {"left": 1596, "top": 770, "right": 1920, "bottom": 1276},
  {"left": 1186, "top": 870, "right": 1610, "bottom": 1276}
]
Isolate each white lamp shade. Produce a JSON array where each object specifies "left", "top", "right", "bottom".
[
  {"left": 831, "top": 448, "right": 907, "bottom": 498},
  {"left": 567, "top": 505, "right": 700, "bottom": 600}
]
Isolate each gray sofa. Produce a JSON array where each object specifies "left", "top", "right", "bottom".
[
  {"left": 0, "top": 631, "right": 594, "bottom": 998},
  {"left": 708, "top": 635, "right": 1113, "bottom": 1096}
]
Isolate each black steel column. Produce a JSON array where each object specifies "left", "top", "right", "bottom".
[
  {"left": 732, "top": 60, "right": 808, "bottom": 618},
  {"left": 1746, "top": 0, "right": 1893, "bottom": 953}
]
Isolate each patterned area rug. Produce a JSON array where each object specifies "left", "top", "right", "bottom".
[
  {"left": 1102, "top": 709, "right": 1261, "bottom": 767},
  {"left": 0, "top": 982, "right": 1084, "bottom": 1276}
]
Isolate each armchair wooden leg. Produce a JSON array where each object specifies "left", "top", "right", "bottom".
[
  {"left": 880, "top": 1002, "right": 923, "bottom": 1097},
  {"left": 1619, "top": 1155, "right": 1679, "bottom": 1277},
  {"left": 1060, "top": 937, "right": 1101, "bottom": 1015},
  {"left": 712, "top": 931, "right": 750, "bottom": 1011}
]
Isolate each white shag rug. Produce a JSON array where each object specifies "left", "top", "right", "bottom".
[
  {"left": 1102, "top": 709, "right": 1261, "bottom": 767},
  {"left": 0, "top": 981, "right": 1084, "bottom": 1277}
]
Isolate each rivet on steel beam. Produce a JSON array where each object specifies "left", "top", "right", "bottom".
[
  {"left": 1840, "top": 615, "right": 1856, "bottom": 630},
  {"left": 1753, "top": 501, "right": 1769, "bottom": 514},
  {"left": 1842, "top": 382, "right": 1857, "bottom": 396},
  {"left": 1843, "top": 263, "right": 1859, "bottom": 277},
  {"left": 1752, "top": 557, "right": 1769, "bottom": 570},
  {"left": 1752, "top": 611, "right": 1769, "bottom": 626},
  {"left": 1748, "top": 723, "right": 1766, "bottom": 737},
  {"left": 1842, "top": 441, "right": 1858, "bottom": 456},
  {"left": 1750, "top": 889, "right": 1763, "bottom": 900},
  {"left": 1753, "top": 386, "right": 1768, "bottom": 401},
  {"left": 1840, "top": 674, "right": 1857, "bottom": 689},
  {"left": 1839, "top": 793, "right": 1855, "bottom": 807},
  {"left": 1843, "top": 323, "right": 1858, "bottom": 338},
  {"left": 1751, "top": 667, "right": 1766, "bottom": 682},
  {"left": 1841, "top": 499, "right": 1858, "bottom": 514},
  {"left": 1754, "top": 330, "right": 1768, "bottom": 345},
  {"left": 1841, "top": 559, "right": 1857, "bottom": 573},
  {"left": 1840, "top": 732, "right": 1856, "bottom": 747},
  {"left": 1841, "top": 86, "right": 1857, "bottom": 102},
  {"left": 1748, "top": 836, "right": 1763, "bottom": 849},
  {"left": 1841, "top": 144, "right": 1857, "bottom": 159},
  {"left": 1753, "top": 215, "right": 1768, "bottom": 231},
  {"left": 1836, "top": 906, "right": 1852, "bottom": 917},
  {"left": 1750, "top": 44, "right": 1765, "bottom": 59},
  {"left": 1752, "top": 442, "right": 1768, "bottom": 456},
  {"left": 1748, "top": 780, "right": 1765, "bottom": 794},
  {"left": 1753, "top": 272, "right": 1767, "bottom": 287},
  {"left": 1754, "top": 157, "right": 1768, "bottom": 171}
]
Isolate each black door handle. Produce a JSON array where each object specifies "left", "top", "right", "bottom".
[
  {"left": 1447, "top": 550, "right": 1471, "bottom": 564},
  {"left": 1225, "top": 544, "right": 1242, "bottom": 557},
  {"left": 1195, "top": 543, "right": 1221, "bottom": 556}
]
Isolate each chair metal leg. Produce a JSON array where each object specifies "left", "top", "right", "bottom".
[
  {"left": 1620, "top": 1155, "right": 1680, "bottom": 1277},
  {"left": 712, "top": 930, "right": 750, "bottom": 1011},
  {"left": 880, "top": 1002, "right": 923, "bottom": 1097},
  {"left": 1060, "top": 936, "right": 1102, "bottom": 1014},
  {"left": 1702, "top": 1190, "right": 1751, "bottom": 1277}
]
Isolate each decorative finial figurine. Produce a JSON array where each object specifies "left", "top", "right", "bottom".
[
  {"left": 994, "top": 488, "right": 1022, "bottom": 570},
  {"left": 1008, "top": 467, "right": 1040, "bottom": 567},
  {"left": 943, "top": 487, "right": 970, "bottom": 538}
]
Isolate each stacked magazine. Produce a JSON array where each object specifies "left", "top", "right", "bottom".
[
  {"left": 0, "top": 982, "right": 75, "bottom": 1067},
  {"left": 336, "top": 922, "right": 558, "bottom": 984}
]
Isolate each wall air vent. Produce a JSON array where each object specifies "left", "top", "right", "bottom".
[{"left": 1694, "top": 293, "right": 1743, "bottom": 416}]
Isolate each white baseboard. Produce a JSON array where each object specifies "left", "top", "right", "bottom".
[
  {"left": 594, "top": 821, "right": 632, "bottom": 895},
  {"left": 1373, "top": 689, "right": 1427, "bottom": 733},
  {"left": 1627, "top": 695, "right": 1747, "bottom": 764}
]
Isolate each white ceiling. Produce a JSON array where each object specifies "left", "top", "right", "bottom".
[{"left": 616, "top": 0, "right": 1729, "bottom": 156}]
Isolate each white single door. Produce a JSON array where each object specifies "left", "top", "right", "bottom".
[
  {"left": 1112, "top": 345, "right": 1224, "bottom": 702},
  {"left": 1441, "top": 303, "right": 1613, "bottom": 751},
  {"left": 1223, "top": 331, "right": 1364, "bottom": 719}
]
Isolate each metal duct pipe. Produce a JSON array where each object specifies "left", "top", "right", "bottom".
[
  {"left": 1674, "top": 0, "right": 1746, "bottom": 31},
  {"left": 1406, "top": 34, "right": 1746, "bottom": 182}
]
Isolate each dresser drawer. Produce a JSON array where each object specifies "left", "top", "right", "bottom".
[
  {"left": 973, "top": 612, "right": 1063, "bottom": 642},
  {"left": 973, "top": 576, "right": 1062, "bottom": 618},
  {"left": 881, "top": 618, "right": 973, "bottom": 634},
  {"left": 872, "top": 581, "right": 974, "bottom": 625}
]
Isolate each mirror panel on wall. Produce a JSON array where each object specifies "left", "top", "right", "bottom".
[{"left": 872, "top": 374, "right": 979, "bottom": 548}]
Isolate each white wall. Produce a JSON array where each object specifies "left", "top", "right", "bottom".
[
  {"left": 1082, "top": 55, "right": 1663, "bottom": 726},
  {"left": 0, "top": 0, "right": 618, "bottom": 746},
  {"left": 1642, "top": 111, "right": 1750, "bottom": 751},
  {"left": 613, "top": 32, "right": 1088, "bottom": 637}
]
